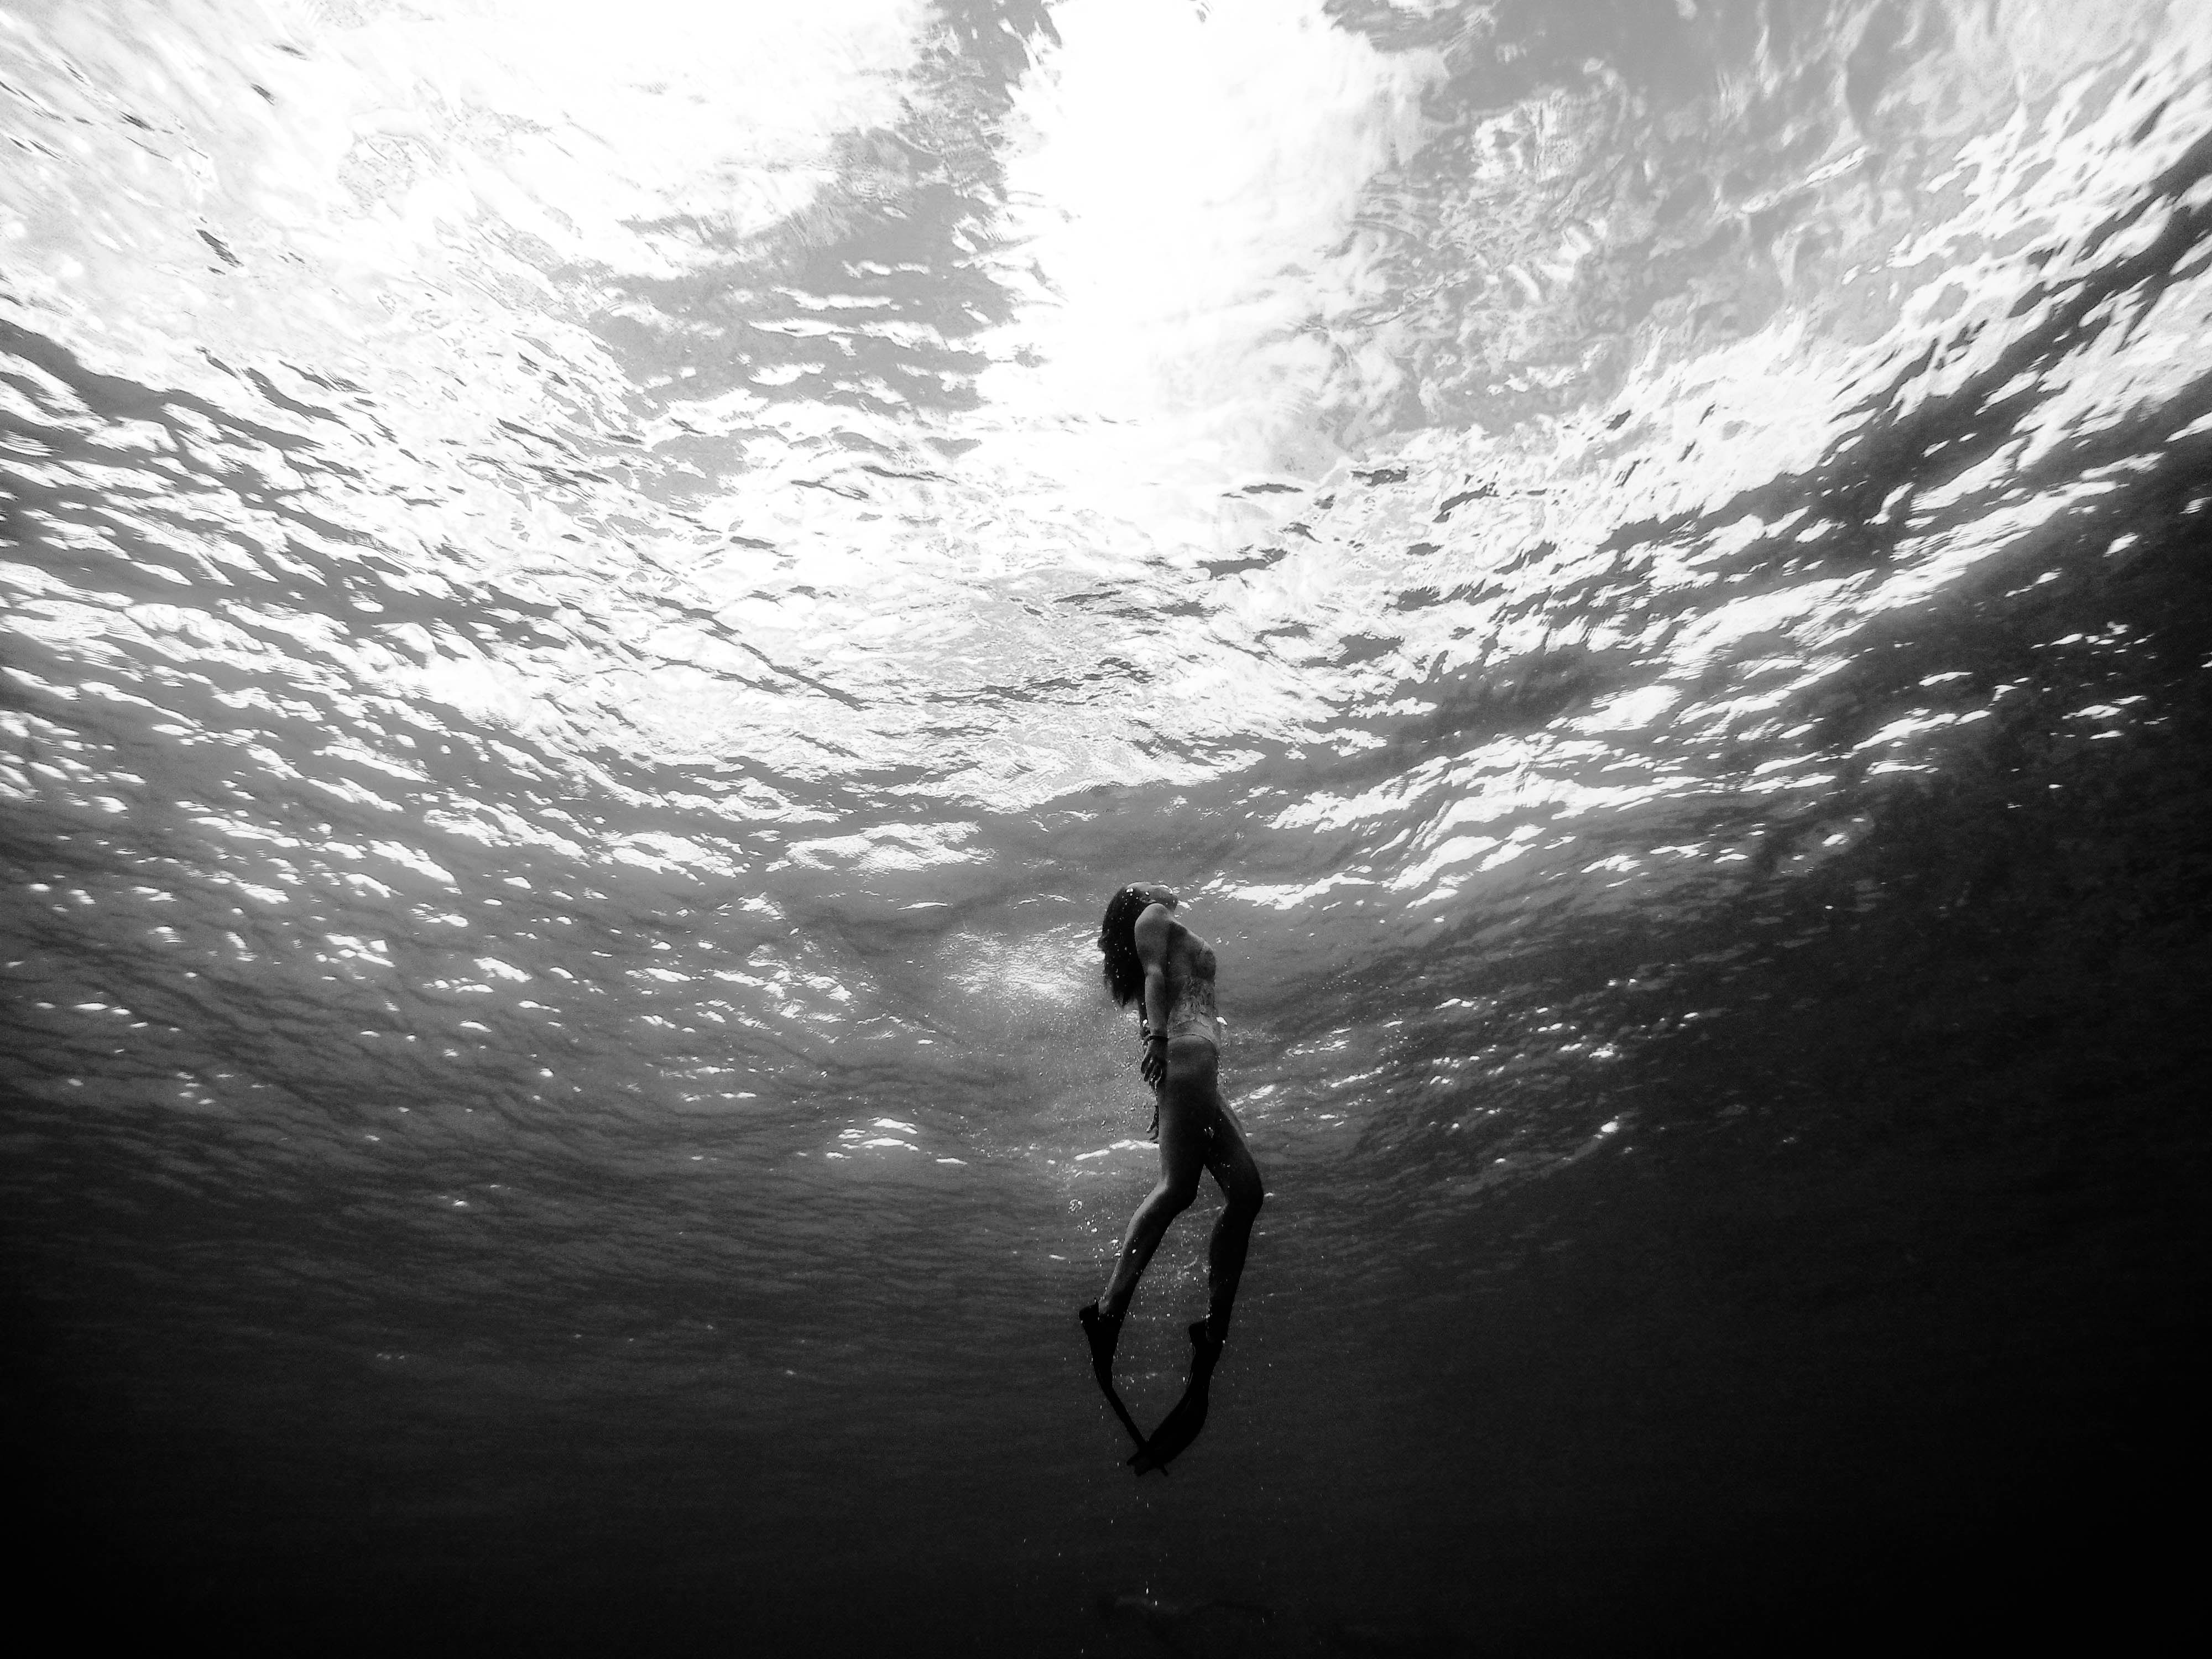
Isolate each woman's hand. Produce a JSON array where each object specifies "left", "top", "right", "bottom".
[{"left": 1139, "top": 1031, "right": 1167, "bottom": 1088}]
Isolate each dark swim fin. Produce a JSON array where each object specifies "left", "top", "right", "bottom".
[
  {"left": 1128, "top": 1322, "right": 1222, "bottom": 1477},
  {"left": 1079, "top": 1303, "right": 1148, "bottom": 1452}
]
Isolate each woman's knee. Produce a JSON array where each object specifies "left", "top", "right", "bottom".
[
  {"left": 1227, "top": 1166, "right": 1265, "bottom": 1216},
  {"left": 1154, "top": 1175, "right": 1201, "bottom": 1214}
]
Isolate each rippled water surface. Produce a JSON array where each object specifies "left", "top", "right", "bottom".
[{"left": 6, "top": 1, "right": 2210, "bottom": 1651}]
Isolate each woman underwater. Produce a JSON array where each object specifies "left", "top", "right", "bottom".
[{"left": 1079, "top": 883, "right": 1265, "bottom": 1472}]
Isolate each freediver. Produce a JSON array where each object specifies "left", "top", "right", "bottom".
[{"left": 1078, "top": 883, "right": 1265, "bottom": 1474}]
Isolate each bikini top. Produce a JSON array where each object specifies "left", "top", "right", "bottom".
[{"left": 1161, "top": 933, "right": 1221, "bottom": 1042}]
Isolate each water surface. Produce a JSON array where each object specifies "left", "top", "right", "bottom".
[{"left": 4, "top": 1, "right": 2209, "bottom": 1651}]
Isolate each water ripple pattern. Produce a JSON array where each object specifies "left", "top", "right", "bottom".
[{"left": 4, "top": 0, "right": 2210, "bottom": 1645}]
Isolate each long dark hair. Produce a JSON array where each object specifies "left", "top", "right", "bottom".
[{"left": 1097, "top": 885, "right": 1152, "bottom": 1007}]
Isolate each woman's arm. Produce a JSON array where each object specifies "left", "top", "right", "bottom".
[{"left": 1134, "top": 904, "right": 1174, "bottom": 1087}]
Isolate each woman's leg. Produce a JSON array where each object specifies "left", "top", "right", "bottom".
[
  {"left": 1199, "top": 1096, "right": 1264, "bottom": 1343},
  {"left": 1096, "top": 1041, "right": 1215, "bottom": 1319}
]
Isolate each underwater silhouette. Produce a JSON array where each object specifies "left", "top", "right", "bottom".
[
  {"left": 1079, "top": 1301, "right": 1148, "bottom": 1454},
  {"left": 1128, "top": 1322, "right": 1222, "bottom": 1477},
  {"left": 1083, "top": 883, "right": 1262, "bottom": 1473},
  {"left": 1096, "top": 1587, "right": 1272, "bottom": 1649}
]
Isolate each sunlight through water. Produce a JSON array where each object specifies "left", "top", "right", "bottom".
[{"left": 6, "top": 0, "right": 2211, "bottom": 1649}]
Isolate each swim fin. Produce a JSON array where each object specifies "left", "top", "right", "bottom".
[
  {"left": 1079, "top": 1303, "right": 1147, "bottom": 1453},
  {"left": 1128, "top": 1321, "right": 1222, "bottom": 1477}
]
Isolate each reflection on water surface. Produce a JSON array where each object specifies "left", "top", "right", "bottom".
[{"left": 4, "top": 0, "right": 2210, "bottom": 1650}]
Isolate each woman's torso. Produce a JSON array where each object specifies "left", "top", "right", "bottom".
[{"left": 1161, "top": 922, "right": 1221, "bottom": 1045}]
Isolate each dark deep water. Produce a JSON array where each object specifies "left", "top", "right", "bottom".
[{"left": 4, "top": 1, "right": 2209, "bottom": 1652}]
